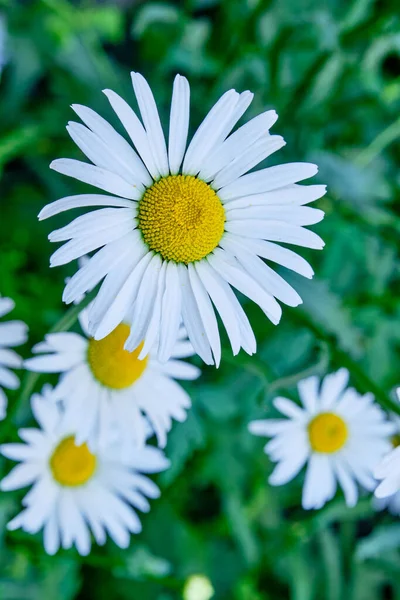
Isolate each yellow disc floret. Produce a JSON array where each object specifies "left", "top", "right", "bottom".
[
  {"left": 87, "top": 323, "right": 148, "bottom": 390},
  {"left": 308, "top": 412, "right": 348, "bottom": 453},
  {"left": 50, "top": 436, "right": 96, "bottom": 487},
  {"left": 138, "top": 175, "right": 225, "bottom": 264}
]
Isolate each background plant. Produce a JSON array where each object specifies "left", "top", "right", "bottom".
[{"left": 1, "top": 0, "right": 400, "bottom": 597}]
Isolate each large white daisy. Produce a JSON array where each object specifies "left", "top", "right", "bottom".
[
  {"left": 24, "top": 308, "right": 199, "bottom": 449},
  {"left": 249, "top": 369, "right": 394, "bottom": 509},
  {"left": 0, "top": 385, "right": 169, "bottom": 555},
  {"left": 0, "top": 295, "right": 28, "bottom": 420},
  {"left": 39, "top": 72, "right": 326, "bottom": 366}
]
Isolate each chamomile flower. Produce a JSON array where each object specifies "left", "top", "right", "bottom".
[
  {"left": 249, "top": 369, "right": 394, "bottom": 509},
  {"left": 0, "top": 386, "right": 169, "bottom": 555},
  {"left": 24, "top": 308, "right": 199, "bottom": 449},
  {"left": 39, "top": 72, "right": 326, "bottom": 366},
  {"left": 374, "top": 394, "right": 400, "bottom": 508},
  {"left": 0, "top": 295, "right": 28, "bottom": 419}
]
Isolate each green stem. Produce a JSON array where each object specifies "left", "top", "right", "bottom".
[{"left": 355, "top": 116, "right": 400, "bottom": 168}]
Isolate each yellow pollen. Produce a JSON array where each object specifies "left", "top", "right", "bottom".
[
  {"left": 392, "top": 434, "right": 400, "bottom": 448},
  {"left": 50, "top": 436, "right": 96, "bottom": 487},
  {"left": 138, "top": 174, "right": 225, "bottom": 264},
  {"left": 87, "top": 323, "right": 148, "bottom": 390},
  {"left": 308, "top": 412, "right": 348, "bottom": 453}
]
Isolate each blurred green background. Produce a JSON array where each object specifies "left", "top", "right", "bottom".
[{"left": 1, "top": 0, "right": 400, "bottom": 598}]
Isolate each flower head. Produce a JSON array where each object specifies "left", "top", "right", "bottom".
[
  {"left": 374, "top": 390, "right": 400, "bottom": 509},
  {"left": 40, "top": 72, "right": 325, "bottom": 366},
  {"left": 0, "top": 386, "right": 169, "bottom": 555},
  {"left": 0, "top": 295, "right": 28, "bottom": 419},
  {"left": 24, "top": 308, "right": 199, "bottom": 450},
  {"left": 249, "top": 369, "right": 394, "bottom": 509}
]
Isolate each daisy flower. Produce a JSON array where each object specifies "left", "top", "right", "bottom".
[
  {"left": 0, "top": 295, "right": 28, "bottom": 420},
  {"left": 39, "top": 72, "right": 326, "bottom": 366},
  {"left": 249, "top": 369, "right": 394, "bottom": 509},
  {"left": 374, "top": 392, "right": 400, "bottom": 511},
  {"left": 24, "top": 308, "right": 199, "bottom": 449},
  {"left": 0, "top": 385, "right": 169, "bottom": 555}
]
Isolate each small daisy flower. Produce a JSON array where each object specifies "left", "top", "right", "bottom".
[
  {"left": 249, "top": 369, "right": 394, "bottom": 509},
  {"left": 24, "top": 308, "right": 199, "bottom": 449},
  {"left": 0, "top": 386, "right": 169, "bottom": 555},
  {"left": 39, "top": 72, "right": 326, "bottom": 366},
  {"left": 0, "top": 295, "right": 28, "bottom": 420},
  {"left": 374, "top": 393, "right": 400, "bottom": 509}
]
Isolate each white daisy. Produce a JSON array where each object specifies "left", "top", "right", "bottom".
[
  {"left": 24, "top": 308, "right": 199, "bottom": 449},
  {"left": 39, "top": 72, "right": 326, "bottom": 366},
  {"left": 0, "top": 295, "right": 28, "bottom": 420},
  {"left": 374, "top": 393, "right": 400, "bottom": 510},
  {"left": 249, "top": 369, "right": 394, "bottom": 509},
  {"left": 0, "top": 385, "right": 169, "bottom": 555}
]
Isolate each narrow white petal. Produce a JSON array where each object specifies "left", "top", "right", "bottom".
[
  {"left": 219, "top": 163, "right": 319, "bottom": 201},
  {"left": 213, "top": 135, "right": 286, "bottom": 189},
  {"left": 222, "top": 183, "right": 327, "bottom": 208},
  {"left": 208, "top": 249, "right": 282, "bottom": 325},
  {"left": 48, "top": 207, "right": 134, "bottom": 242},
  {"left": 298, "top": 376, "right": 320, "bottom": 413},
  {"left": 50, "top": 159, "right": 141, "bottom": 200},
  {"left": 168, "top": 74, "right": 190, "bottom": 174},
  {"left": 71, "top": 103, "right": 152, "bottom": 186},
  {"left": 38, "top": 194, "right": 135, "bottom": 221},
  {"left": 199, "top": 110, "right": 277, "bottom": 182},
  {"left": 158, "top": 261, "right": 182, "bottom": 363},
  {"left": 124, "top": 254, "right": 163, "bottom": 352},
  {"left": 226, "top": 205, "right": 325, "bottom": 226},
  {"left": 182, "top": 90, "right": 240, "bottom": 175},
  {"left": 319, "top": 368, "right": 350, "bottom": 409},
  {"left": 103, "top": 88, "right": 159, "bottom": 179},
  {"left": 224, "top": 219, "right": 325, "bottom": 249},
  {"left": 131, "top": 72, "right": 169, "bottom": 176},
  {"left": 0, "top": 367, "right": 19, "bottom": 389},
  {"left": 138, "top": 261, "right": 167, "bottom": 359},
  {"left": 220, "top": 233, "right": 314, "bottom": 279},
  {"left": 0, "top": 348, "right": 22, "bottom": 369},
  {"left": 178, "top": 264, "right": 213, "bottom": 365},
  {"left": 188, "top": 264, "right": 221, "bottom": 367},
  {"left": 195, "top": 260, "right": 241, "bottom": 355}
]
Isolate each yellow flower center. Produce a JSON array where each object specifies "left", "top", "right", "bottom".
[
  {"left": 87, "top": 323, "right": 148, "bottom": 390},
  {"left": 138, "top": 174, "right": 225, "bottom": 264},
  {"left": 50, "top": 436, "right": 96, "bottom": 487},
  {"left": 308, "top": 412, "right": 348, "bottom": 453}
]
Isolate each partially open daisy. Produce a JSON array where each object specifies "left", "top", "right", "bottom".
[
  {"left": 39, "top": 72, "right": 326, "bottom": 366},
  {"left": 249, "top": 369, "right": 394, "bottom": 509},
  {"left": 0, "top": 295, "right": 28, "bottom": 420},
  {"left": 24, "top": 308, "right": 199, "bottom": 449},
  {"left": 0, "top": 385, "right": 169, "bottom": 555}
]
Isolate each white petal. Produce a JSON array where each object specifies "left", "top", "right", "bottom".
[
  {"left": 219, "top": 163, "right": 319, "bottom": 201},
  {"left": 220, "top": 233, "right": 314, "bottom": 279},
  {"left": 213, "top": 135, "right": 286, "bottom": 189},
  {"left": 195, "top": 260, "right": 241, "bottom": 355},
  {"left": 71, "top": 103, "right": 152, "bottom": 186},
  {"left": 199, "top": 110, "right": 277, "bottom": 182},
  {"left": 222, "top": 184, "right": 327, "bottom": 208},
  {"left": 178, "top": 264, "right": 213, "bottom": 366},
  {"left": 157, "top": 261, "right": 182, "bottom": 363},
  {"left": 0, "top": 367, "right": 19, "bottom": 389},
  {"left": 48, "top": 207, "right": 134, "bottom": 243},
  {"left": 50, "top": 158, "right": 142, "bottom": 200},
  {"left": 226, "top": 205, "right": 325, "bottom": 226},
  {"left": 0, "top": 298, "right": 14, "bottom": 318},
  {"left": 38, "top": 194, "right": 135, "bottom": 221},
  {"left": 103, "top": 88, "right": 159, "bottom": 179},
  {"left": 319, "top": 369, "right": 350, "bottom": 409},
  {"left": 188, "top": 264, "right": 221, "bottom": 367},
  {"left": 0, "top": 348, "right": 22, "bottom": 369},
  {"left": 208, "top": 249, "right": 282, "bottom": 324},
  {"left": 298, "top": 376, "right": 320, "bottom": 414},
  {"left": 224, "top": 219, "right": 325, "bottom": 250},
  {"left": 182, "top": 90, "right": 240, "bottom": 175},
  {"left": 131, "top": 72, "right": 169, "bottom": 176},
  {"left": 269, "top": 445, "right": 308, "bottom": 485},
  {"left": 138, "top": 260, "right": 167, "bottom": 359},
  {"left": 168, "top": 74, "right": 190, "bottom": 174}
]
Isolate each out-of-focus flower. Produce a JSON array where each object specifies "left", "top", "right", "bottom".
[
  {"left": 25, "top": 308, "right": 199, "bottom": 449},
  {"left": 249, "top": 369, "right": 394, "bottom": 509},
  {"left": 0, "top": 385, "right": 169, "bottom": 555},
  {"left": 0, "top": 295, "right": 28, "bottom": 420}
]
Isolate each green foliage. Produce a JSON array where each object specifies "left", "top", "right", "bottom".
[{"left": 1, "top": 0, "right": 400, "bottom": 598}]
